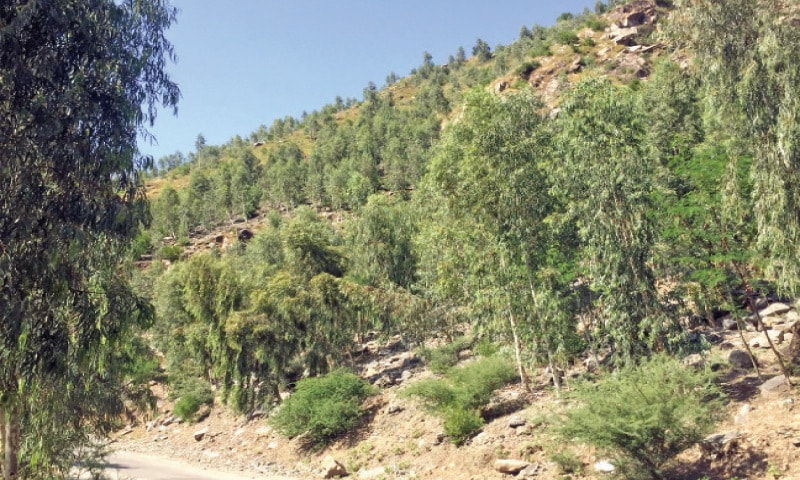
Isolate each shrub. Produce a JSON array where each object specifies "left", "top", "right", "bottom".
[
  {"left": 560, "top": 355, "right": 723, "bottom": 479},
  {"left": 418, "top": 336, "right": 471, "bottom": 374},
  {"left": 404, "top": 356, "right": 518, "bottom": 444},
  {"left": 271, "top": 370, "right": 374, "bottom": 446},
  {"left": 551, "top": 450, "right": 583, "bottom": 474},
  {"left": 515, "top": 61, "right": 541, "bottom": 79},
  {"left": 157, "top": 244, "right": 183, "bottom": 262},
  {"left": 171, "top": 377, "right": 213, "bottom": 421},
  {"left": 442, "top": 406, "right": 484, "bottom": 445},
  {"left": 555, "top": 29, "right": 579, "bottom": 46}
]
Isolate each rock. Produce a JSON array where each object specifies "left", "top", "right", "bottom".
[
  {"left": 400, "top": 369, "right": 413, "bottom": 383},
  {"left": 607, "top": 26, "right": 639, "bottom": 45},
  {"left": 374, "top": 374, "right": 394, "bottom": 388},
  {"left": 749, "top": 329, "right": 785, "bottom": 348},
  {"left": 567, "top": 56, "right": 582, "bottom": 73},
  {"left": 161, "top": 415, "right": 177, "bottom": 427},
  {"left": 594, "top": 460, "right": 615, "bottom": 473},
  {"left": 321, "top": 455, "right": 347, "bottom": 479},
  {"left": 357, "top": 466, "right": 387, "bottom": 479},
  {"left": 778, "top": 321, "right": 797, "bottom": 333},
  {"left": 700, "top": 432, "right": 741, "bottom": 459},
  {"left": 759, "top": 375, "right": 790, "bottom": 397},
  {"left": 255, "top": 426, "right": 271, "bottom": 438},
  {"left": 386, "top": 403, "right": 403, "bottom": 414},
  {"left": 433, "top": 433, "right": 446, "bottom": 445},
  {"left": 509, "top": 416, "right": 527, "bottom": 428},
  {"left": 193, "top": 427, "right": 208, "bottom": 441},
  {"left": 267, "top": 441, "right": 278, "bottom": 449},
  {"left": 722, "top": 317, "right": 739, "bottom": 330},
  {"left": 495, "top": 81, "right": 509, "bottom": 93},
  {"left": 683, "top": 353, "right": 705, "bottom": 368},
  {"left": 759, "top": 302, "right": 792, "bottom": 317},
  {"left": 494, "top": 459, "right": 529, "bottom": 475},
  {"left": 516, "top": 462, "right": 542, "bottom": 478},
  {"left": 734, "top": 404, "right": 753, "bottom": 425},
  {"left": 728, "top": 349, "right": 756, "bottom": 369}
]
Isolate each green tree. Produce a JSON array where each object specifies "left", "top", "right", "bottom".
[
  {"left": 0, "top": 0, "right": 178, "bottom": 477},
  {"left": 553, "top": 78, "right": 675, "bottom": 363},
  {"left": 472, "top": 38, "right": 491, "bottom": 62},
  {"left": 421, "top": 89, "right": 579, "bottom": 391}
]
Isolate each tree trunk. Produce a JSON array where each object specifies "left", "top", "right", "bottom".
[
  {"left": 507, "top": 308, "right": 530, "bottom": 392},
  {"left": 1, "top": 407, "right": 19, "bottom": 480}
]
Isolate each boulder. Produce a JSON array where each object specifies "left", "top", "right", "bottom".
[
  {"left": 193, "top": 427, "right": 207, "bottom": 441},
  {"left": 494, "top": 459, "right": 529, "bottom": 475},
  {"left": 749, "top": 329, "right": 785, "bottom": 348},
  {"left": 700, "top": 432, "right": 742, "bottom": 459},
  {"left": 759, "top": 302, "right": 792, "bottom": 317},
  {"left": 728, "top": 349, "right": 756, "bottom": 369},
  {"left": 759, "top": 375, "right": 790, "bottom": 397},
  {"left": 321, "top": 455, "right": 347, "bottom": 479},
  {"left": 594, "top": 460, "right": 615, "bottom": 473},
  {"left": 508, "top": 416, "right": 527, "bottom": 428},
  {"left": 607, "top": 26, "right": 639, "bottom": 45},
  {"left": 357, "top": 466, "right": 387, "bottom": 479},
  {"left": 683, "top": 353, "right": 705, "bottom": 368}
]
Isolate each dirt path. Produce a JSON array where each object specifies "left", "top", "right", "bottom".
[{"left": 98, "top": 451, "right": 296, "bottom": 480}]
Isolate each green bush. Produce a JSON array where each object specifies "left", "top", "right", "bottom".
[
  {"left": 560, "top": 355, "right": 723, "bottom": 479},
  {"left": 404, "top": 356, "right": 518, "bottom": 445},
  {"left": 171, "top": 377, "right": 213, "bottom": 421},
  {"left": 271, "top": 370, "right": 374, "bottom": 447},
  {"left": 442, "top": 406, "right": 484, "bottom": 446},
  {"left": 157, "top": 244, "right": 183, "bottom": 262},
  {"left": 551, "top": 450, "right": 583, "bottom": 474},
  {"left": 418, "top": 336, "right": 471, "bottom": 374},
  {"left": 555, "top": 29, "right": 579, "bottom": 46}
]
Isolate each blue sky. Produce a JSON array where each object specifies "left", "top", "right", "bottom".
[{"left": 141, "top": 0, "right": 599, "bottom": 160}]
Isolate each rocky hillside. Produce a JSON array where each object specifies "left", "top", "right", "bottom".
[{"left": 114, "top": 300, "right": 800, "bottom": 479}]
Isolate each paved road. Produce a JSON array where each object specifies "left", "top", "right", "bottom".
[{"left": 94, "top": 451, "right": 293, "bottom": 480}]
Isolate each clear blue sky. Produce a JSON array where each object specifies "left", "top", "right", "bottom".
[{"left": 140, "top": 0, "right": 599, "bottom": 160}]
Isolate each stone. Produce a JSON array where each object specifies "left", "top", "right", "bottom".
[
  {"left": 594, "top": 460, "right": 615, "bottom": 473},
  {"left": 255, "top": 426, "right": 271, "bottom": 438},
  {"left": 321, "top": 455, "right": 347, "bottom": 479},
  {"left": 516, "top": 462, "right": 542, "bottom": 478},
  {"left": 734, "top": 404, "right": 753, "bottom": 425},
  {"left": 683, "top": 353, "right": 705, "bottom": 368},
  {"left": 607, "top": 26, "right": 639, "bottom": 45},
  {"left": 759, "top": 302, "right": 792, "bottom": 317},
  {"left": 759, "top": 375, "right": 790, "bottom": 397},
  {"left": 509, "top": 416, "right": 527, "bottom": 428},
  {"left": 386, "top": 403, "right": 403, "bottom": 414},
  {"left": 722, "top": 317, "right": 739, "bottom": 330},
  {"left": 494, "top": 459, "right": 529, "bottom": 475},
  {"left": 193, "top": 427, "right": 208, "bottom": 441},
  {"left": 749, "top": 329, "right": 785, "bottom": 348},
  {"left": 357, "top": 466, "right": 387, "bottom": 479},
  {"left": 728, "top": 349, "right": 756, "bottom": 369},
  {"left": 700, "top": 432, "right": 741, "bottom": 459},
  {"left": 400, "top": 369, "right": 413, "bottom": 382}
]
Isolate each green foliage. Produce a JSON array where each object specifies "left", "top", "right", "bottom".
[
  {"left": 442, "top": 406, "right": 484, "bottom": 446},
  {"left": 418, "top": 337, "right": 471, "bottom": 374},
  {"left": 172, "top": 378, "right": 214, "bottom": 421},
  {"left": 554, "top": 29, "right": 579, "bottom": 45},
  {"left": 404, "top": 356, "right": 517, "bottom": 444},
  {"left": 271, "top": 370, "right": 374, "bottom": 446},
  {"left": 157, "top": 244, "right": 184, "bottom": 262},
  {"left": 560, "top": 355, "right": 723, "bottom": 478},
  {"left": 550, "top": 450, "right": 583, "bottom": 474},
  {"left": 0, "top": 0, "right": 178, "bottom": 476}
]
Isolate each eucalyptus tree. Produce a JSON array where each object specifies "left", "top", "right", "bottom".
[
  {"left": 0, "top": 0, "right": 178, "bottom": 477},
  {"left": 421, "top": 88, "right": 579, "bottom": 391},
  {"left": 674, "top": 0, "right": 800, "bottom": 295},
  {"left": 553, "top": 78, "right": 674, "bottom": 364}
]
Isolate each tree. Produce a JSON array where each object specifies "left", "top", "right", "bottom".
[
  {"left": 472, "top": 38, "right": 492, "bottom": 62},
  {"left": 0, "top": 0, "right": 179, "bottom": 478},
  {"left": 553, "top": 78, "right": 674, "bottom": 363}
]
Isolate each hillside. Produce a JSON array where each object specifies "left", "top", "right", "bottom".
[{"left": 120, "top": 1, "right": 800, "bottom": 479}]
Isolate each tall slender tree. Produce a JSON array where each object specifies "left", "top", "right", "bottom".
[{"left": 0, "top": 0, "right": 178, "bottom": 477}]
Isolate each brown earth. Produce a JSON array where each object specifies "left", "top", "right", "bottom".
[{"left": 113, "top": 322, "right": 800, "bottom": 480}]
